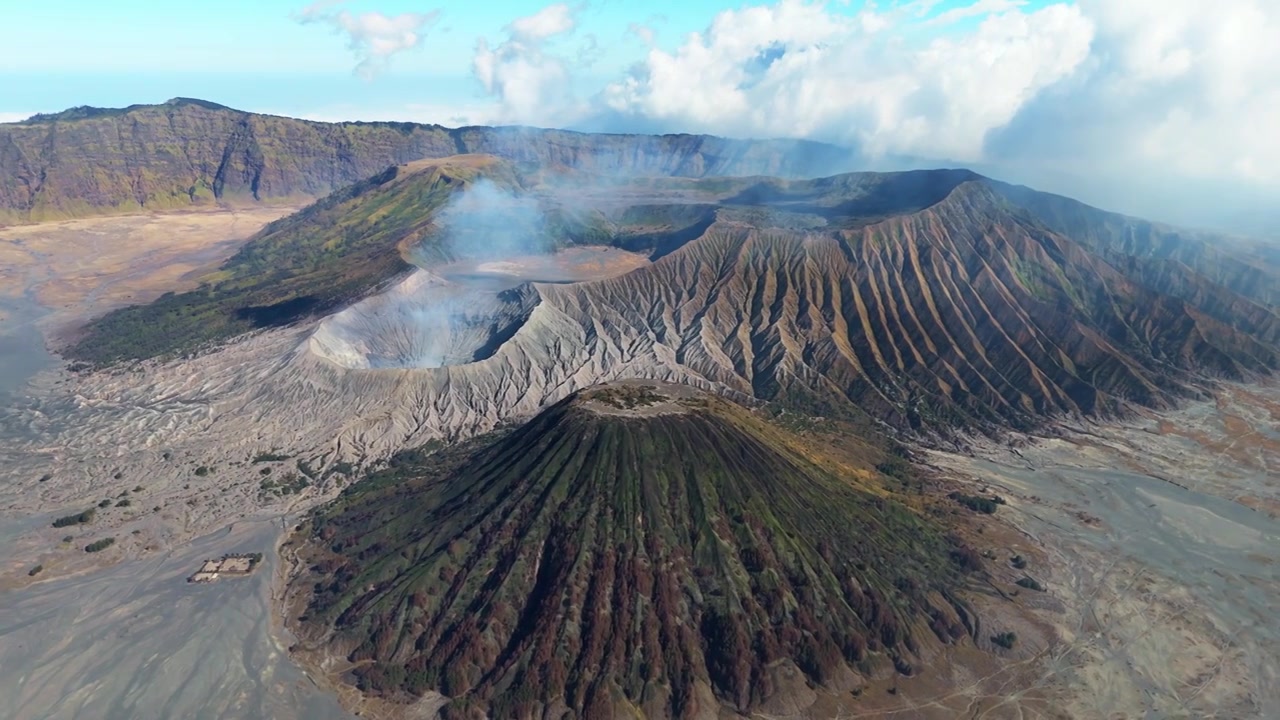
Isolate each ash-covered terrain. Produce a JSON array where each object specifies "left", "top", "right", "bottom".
[
  {"left": 929, "top": 381, "right": 1280, "bottom": 718},
  {"left": 0, "top": 518, "right": 353, "bottom": 720},
  {"left": 1, "top": 116, "right": 1278, "bottom": 719}
]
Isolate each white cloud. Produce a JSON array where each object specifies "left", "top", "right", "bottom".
[
  {"left": 584, "top": 0, "right": 1280, "bottom": 215},
  {"left": 472, "top": 3, "right": 590, "bottom": 126},
  {"left": 973, "top": 0, "right": 1280, "bottom": 221},
  {"left": 626, "top": 13, "right": 669, "bottom": 47},
  {"left": 508, "top": 3, "right": 576, "bottom": 41},
  {"left": 1089, "top": 0, "right": 1280, "bottom": 186},
  {"left": 0, "top": 112, "right": 33, "bottom": 124},
  {"left": 302, "top": 0, "right": 1278, "bottom": 224},
  {"left": 927, "top": 0, "right": 1027, "bottom": 26},
  {"left": 627, "top": 22, "right": 656, "bottom": 46},
  {"left": 296, "top": 1, "right": 440, "bottom": 79},
  {"left": 600, "top": 0, "right": 1092, "bottom": 162}
]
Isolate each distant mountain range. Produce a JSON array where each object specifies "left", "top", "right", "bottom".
[{"left": 0, "top": 97, "right": 861, "bottom": 224}]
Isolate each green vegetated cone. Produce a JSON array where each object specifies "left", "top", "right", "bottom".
[{"left": 296, "top": 382, "right": 980, "bottom": 719}]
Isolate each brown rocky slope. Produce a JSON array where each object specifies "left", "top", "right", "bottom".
[{"left": 541, "top": 180, "right": 1279, "bottom": 433}]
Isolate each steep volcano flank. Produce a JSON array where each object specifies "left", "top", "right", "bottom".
[
  {"left": 296, "top": 387, "right": 971, "bottom": 719},
  {"left": 542, "top": 181, "right": 1277, "bottom": 431},
  {"left": 992, "top": 180, "right": 1280, "bottom": 310}
]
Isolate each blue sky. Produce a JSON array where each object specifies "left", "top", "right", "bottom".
[
  {"left": 0, "top": 0, "right": 1052, "bottom": 120},
  {"left": 1, "top": 0, "right": 1275, "bottom": 233}
]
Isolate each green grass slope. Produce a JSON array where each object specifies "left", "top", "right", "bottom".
[{"left": 62, "top": 157, "right": 513, "bottom": 364}]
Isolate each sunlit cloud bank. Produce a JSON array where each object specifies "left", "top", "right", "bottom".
[{"left": 501, "top": 1, "right": 1276, "bottom": 187}]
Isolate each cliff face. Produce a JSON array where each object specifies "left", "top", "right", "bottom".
[
  {"left": 0, "top": 99, "right": 453, "bottom": 223},
  {"left": 0, "top": 98, "right": 856, "bottom": 224}
]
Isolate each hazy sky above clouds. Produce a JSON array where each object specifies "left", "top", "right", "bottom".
[{"left": 1, "top": 0, "right": 1275, "bottom": 233}]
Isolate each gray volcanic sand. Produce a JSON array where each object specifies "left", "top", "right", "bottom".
[
  {"left": 0, "top": 517, "right": 352, "bottom": 720},
  {"left": 0, "top": 292, "right": 54, "bottom": 397},
  {"left": 929, "top": 383, "right": 1280, "bottom": 718}
]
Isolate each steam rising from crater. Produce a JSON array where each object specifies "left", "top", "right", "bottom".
[
  {"left": 428, "top": 178, "right": 551, "bottom": 264},
  {"left": 309, "top": 272, "right": 540, "bottom": 369},
  {"left": 309, "top": 178, "right": 650, "bottom": 370}
]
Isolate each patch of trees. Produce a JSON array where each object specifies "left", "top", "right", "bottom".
[
  {"left": 876, "top": 456, "right": 912, "bottom": 481},
  {"left": 253, "top": 451, "right": 291, "bottom": 463},
  {"left": 991, "top": 631, "right": 1017, "bottom": 649},
  {"left": 875, "top": 440, "right": 916, "bottom": 485},
  {"left": 84, "top": 537, "right": 116, "bottom": 553},
  {"left": 260, "top": 473, "right": 309, "bottom": 497},
  {"left": 949, "top": 491, "right": 1006, "bottom": 514},
  {"left": 1015, "top": 576, "right": 1045, "bottom": 592},
  {"left": 52, "top": 509, "right": 95, "bottom": 528},
  {"left": 948, "top": 543, "right": 985, "bottom": 572},
  {"left": 28, "top": 564, "right": 43, "bottom": 577},
  {"left": 296, "top": 459, "right": 319, "bottom": 481}
]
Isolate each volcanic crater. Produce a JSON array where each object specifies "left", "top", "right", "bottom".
[{"left": 309, "top": 246, "right": 651, "bottom": 370}]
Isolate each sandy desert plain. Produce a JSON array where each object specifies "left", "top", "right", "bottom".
[{"left": 0, "top": 208, "right": 1276, "bottom": 720}]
